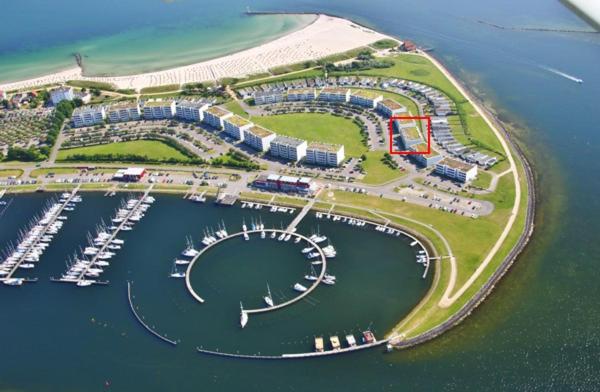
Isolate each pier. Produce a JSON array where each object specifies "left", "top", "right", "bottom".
[
  {"left": 185, "top": 229, "right": 327, "bottom": 319},
  {"left": 1, "top": 187, "right": 81, "bottom": 285},
  {"left": 195, "top": 338, "right": 389, "bottom": 361},
  {"left": 54, "top": 185, "right": 154, "bottom": 286},
  {"left": 285, "top": 198, "right": 317, "bottom": 232},
  {"left": 127, "top": 281, "right": 177, "bottom": 346}
]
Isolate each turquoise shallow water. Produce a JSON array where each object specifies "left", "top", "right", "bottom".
[
  {"left": 2, "top": 0, "right": 600, "bottom": 390},
  {"left": 0, "top": 1, "right": 314, "bottom": 82}
]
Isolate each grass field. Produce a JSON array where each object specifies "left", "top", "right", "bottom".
[
  {"left": 361, "top": 151, "right": 406, "bottom": 185},
  {"left": 139, "top": 84, "right": 180, "bottom": 94},
  {"left": 0, "top": 169, "right": 24, "bottom": 178},
  {"left": 30, "top": 167, "right": 79, "bottom": 178},
  {"left": 57, "top": 140, "right": 190, "bottom": 162},
  {"left": 251, "top": 113, "right": 366, "bottom": 157}
]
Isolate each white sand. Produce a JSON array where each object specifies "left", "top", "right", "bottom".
[{"left": 1, "top": 15, "right": 394, "bottom": 92}]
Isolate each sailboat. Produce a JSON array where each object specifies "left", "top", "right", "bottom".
[
  {"left": 264, "top": 283, "right": 274, "bottom": 307},
  {"left": 240, "top": 302, "right": 248, "bottom": 328},
  {"left": 169, "top": 262, "right": 185, "bottom": 278}
]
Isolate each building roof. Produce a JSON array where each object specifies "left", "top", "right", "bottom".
[
  {"left": 108, "top": 102, "right": 140, "bottom": 111},
  {"left": 379, "top": 99, "right": 404, "bottom": 111},
  {"left": 203, "top": 106, "right": 230, "bottom": 117},
  {"left": 73, "top": 106, "right": 104, "bottom": 115},
  {"left": 177, "top": 100, "right": 208, "bottom": 109},
  {"left": 288, "top": 88, "right": 315, "bottom": 95},
  {"left": 272, "top": 135, "right": 306, "bottom": 147},
  {"left": 401, "top": 126, "right": 422, "bottom": 141},
  {"left": 351, "top": 90, "right": 383, "bottom": 100},
  {"left": 411, "top": 142, "right": 439, "bottom": 157},
  {"left": 50, "top": 87, "right": 73, "bottom": 94},
  {"left": 320, "top": 87, "right": 350, "bottom": 95},
  {"left": 224, "top": 114, "right": 252, "bottom": 127},
  {"left": 438, "top": 157, "right": 475, "bottom": 172},
  {"left": 144, "top": 100, "right": 174, "bottom": 107},
  {"left": 247, "top": 125, "right": 275, "bottom": 138},
  {"left": 307, "top": 141, "right": 343, "bottom": 153},
  {"left": 123, "top": 167, "right": 145, "bottom": 176},
  {"left": 254, "top": 90, "right": 283, "bottom": 97}
]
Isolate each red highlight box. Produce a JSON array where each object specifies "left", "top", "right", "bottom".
[{"left": 388, "top": 115, "right": 431, "bottom": 155}]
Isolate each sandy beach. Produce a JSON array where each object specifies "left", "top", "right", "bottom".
[{"left": 0, "top": 15, "right": 392, "bottom": 92}]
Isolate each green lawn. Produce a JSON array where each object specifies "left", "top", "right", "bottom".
[
  {"left": 57, "top": 140, "right": 190, "bottom": 162},
  {"left": 0, "top": 169, "right": 24, "bottom": 178},
  {"left": 251, "top": 113, "right": 366, "bottom": 157},
  {"left": 361, "top": 151, "right": 406, "bottom": 185},
  {"left": 223, "top": 101, "right": 248, "bottom": 117},
  {"left": 30, "top": 167, "right": 79, "bottom": 178},
  {"left": 470, "top": 170, "right": 493, "bottom": 190}
]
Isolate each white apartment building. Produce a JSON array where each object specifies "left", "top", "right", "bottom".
[
  {"left": 202, "top": 106, "right": 233, "bottom": 129},
  {"left": 254, "top": 90, "right": 284, "bottom": 105},
  {"left": 222, "top": 115, "right": 253, "bottom": 141},
  {"left": 107, "top": 103, "right": 141, "bottom": 123},
  {"left": 269, "top": 135, "right": 307, "bottom": 162},
  {"left": 287, "top": 88, "right": 316, "bottom": 101},
  {"left": 243, "top": 125, "right": 276, "bottom": 152},
  {"left": 349, "top": 90, "right": 383, "bottom": 109},
  {"left": 306, "top": 142, "right": 345, "bottom": 167},
  {"left": 72, "top": 106, "right": 106, "bottom": 127},
  {"left": 143, "top": 101, "right": 176, "bottom": 120},
  {"left": 376, "top": 99, "right": 407, "bottom": 117},
  {"left": 50, "top": 87, "right": 74, "bottom": 106},
  {"left": 435, "top": 158, "right": 478, "bottom": 183},
  {"left": 176, "top": 100, "right": 209, "bottom": 122},
  {"left": 318, "top": 87, "right": 350, "bottom": 102}
]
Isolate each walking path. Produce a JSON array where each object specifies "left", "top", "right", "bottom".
[{"left": 420, "top": 51, "right": 522, "bottom": 308}]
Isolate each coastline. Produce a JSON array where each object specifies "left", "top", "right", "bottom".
[{"left": 0, "top": 14, "right": 391, "bottom": 92}]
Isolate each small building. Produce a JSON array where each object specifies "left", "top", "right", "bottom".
[
  {"left": 143, "top": 100, "right": 176, "bottom": 120},
  {"left": 376, "top": 99, "right": 406, "bottom": 118},
  {"left": 434, "top": 158, "right": 478, "bottom": 183},
  {"left": 50, "top": 87, "right": 74, "bottom": 106},
  {"left": 306, "top": 142, "right": 345, "bottom": 167},
  {"left": 222, "top": 115, "right": 253, "bottom": 141},
  {"left": 253, "top": 173, "right": 317, "bottom": 195},
  {"left": 112, "top": 167, "right": 146, "bottom": 182},
  {"left": 107, "top": 102, "right": 141, "bottom": 123},
  {"left": 243, "top": 125, "right": 276, "bottom": 152},
  {"left": 254, "top": 90, "right": 284, "bottom": 105},
  {"left": 269, "top": 135, "right": 307, "bottom": 162},
  {"left": 349, "top": 90, "right": 383, "bottom": 109},
  {"left": 202, "top": 106, "right": 233, "bottom": 129},
  {"left": 318, "top": 87, "right": 350, "bottom": 102},
  {"left": 287, "top": 88, "right": 316, "bottom": 101},
  {"left": 176, "top": 100, "right": 209, "bottom": 122},
  {"left": 72, "top": 106, "right": 106, "bottom": 127},
  {"left": 409, "top": 143, "right": 442, "bottom": 167},
  {"left": 400, "top": 40, "right": 417, "bottom": 52}
]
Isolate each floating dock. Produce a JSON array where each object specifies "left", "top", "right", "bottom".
[
  {"left": 1, "top": 187, "right": 81, "bottom": 286},
  {"left": 215, "top": 193, "right": 237, "bottom": 206},
  {"left": 127, "top": 281, "right": 177, "bottom": 346},
  {"left": 54, "top": 186, "right": 154, "bottom": 286}
]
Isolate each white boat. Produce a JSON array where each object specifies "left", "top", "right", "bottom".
[
  {"left": 175, "top": 259, "right": 190, "bottom": 265},
  {"left": 18, "top": 263, "right": 35, "bottom": 269},
  {"left": 301, "top": 247, "right": 314, "bottom": 254},
  {"left": 260, "top": 231, "right": 266, "bottom": 239},
  {"left": 270, "top": 231, "right": 277, "bottom": 239},
  {"left": 243, "top": 232, "right": 249, "bottom": 241},
  {"left": 293, "top": 283, "right": 308, "bottom": 292},
  {"left": 3, "top": 278, "right": 23, "bottom": 286},
  {"left": 322, "top": 278, "right": 336, "bottom": 285},
  {"left": 294, "top": 236, "right": 301, "bottom": 243},
  {"left": 169, "top": 262, "right": 185, "bottom": 278},
  {"left": 307, "top": 252, "right": 320, "bottom": 259},
  {"left": 264, "top": 284, "right": 274, "bottom": 307},
  {"left": 240, "top": 302, "right": 248, "bottom": 328},
  {"left": 181, "top": 247, "right": 199, "bottom": 257},
  {"left": 77, "top": 280, "right": 94, "bottom": 287}
]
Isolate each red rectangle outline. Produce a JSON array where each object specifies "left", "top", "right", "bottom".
[{"left": 388, "top": 115, "right": 431, "bottom": 155}]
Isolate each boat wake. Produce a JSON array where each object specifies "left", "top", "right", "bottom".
[{"left": 541, "top": 66, "right": 583, "bottom": 84}]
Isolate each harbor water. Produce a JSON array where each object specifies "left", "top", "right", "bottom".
[{"left": 2, "top": 0, "right": 600, "bottom": 390}]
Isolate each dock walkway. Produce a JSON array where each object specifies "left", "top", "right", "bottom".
[
  {"left": 185, "top": 229, "right": 327, "bottom": 319},
  {"left": 127, "top": 281, "right": 177, "bottom": 346},
  {"left": 56, "top": 185, "right": 154, "bottom": 286},
  {"left": 1, "top": 186, "right": 80, "bottom": 284},
  {"left": 286, "top": 198, "right": 316, "bottom": 232}
]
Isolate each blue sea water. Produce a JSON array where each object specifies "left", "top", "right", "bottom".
[{"left": 2, "top": 0, "right": 600, "bottom": 391}]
